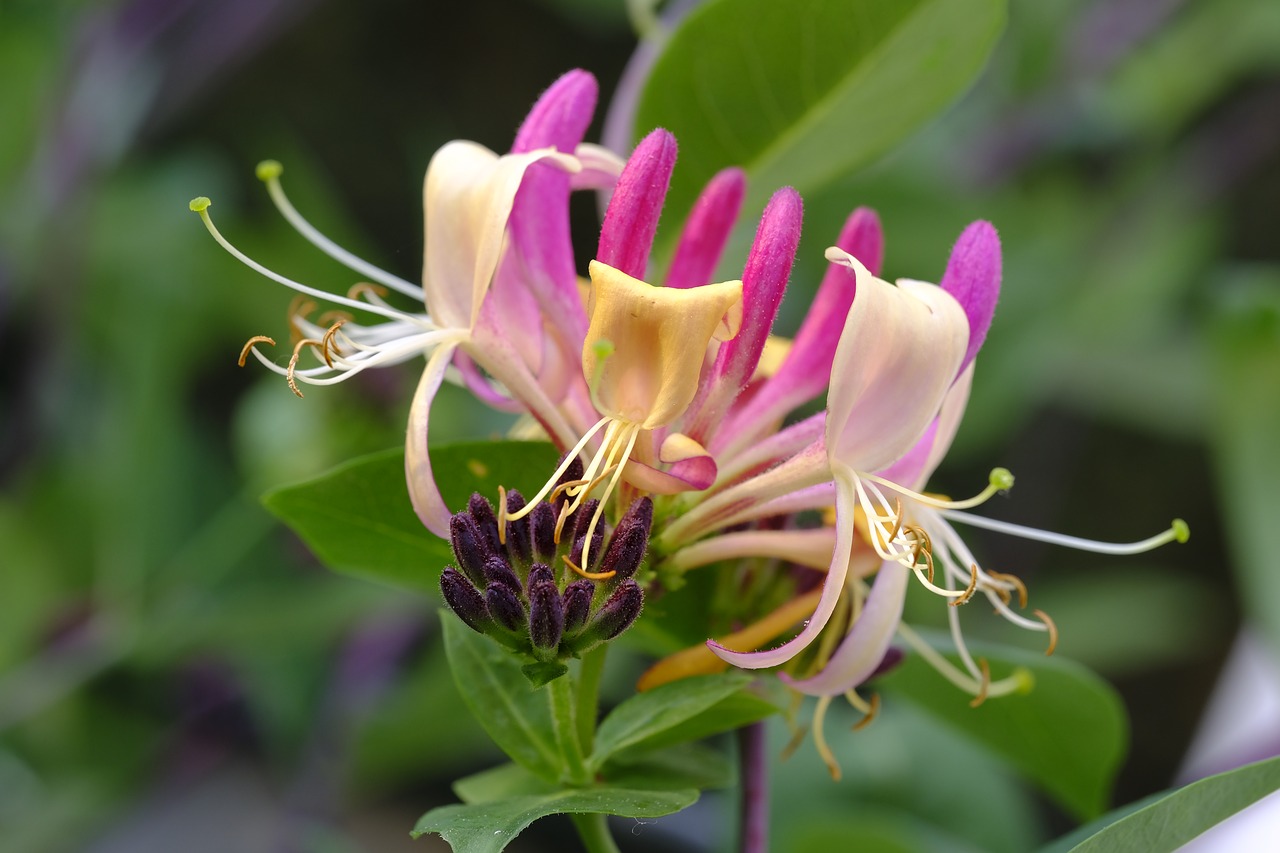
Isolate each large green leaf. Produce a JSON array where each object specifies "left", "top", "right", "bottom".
[
  {"left": 441, "top": 615, "right": 562, "bottom": 783},
  {"left": 1040, "top": 755, "right": 1280, "bottom": 853},
  {"left": 880, "top": 634, "right": 1127, "bottom": 820},
  {"left": 261, "top": 441, "right": 558, "bottom": 594},
  {"left": 589, "top": 672, "right": 753, "bottom": 767},
  {"left": 412, "top": 786, "right": 699, "bottom": 852},
  {"left": 634, "top": 0, "right": 1006, "bottom": 239}
]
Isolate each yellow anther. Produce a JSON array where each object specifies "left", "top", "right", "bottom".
[
  {"left": 1034, "top": 609, "right": 1058, "bottom": 656},
  {"left": 553, "top": 503, "right": 573, "bottom": 544},
  {"left": 563, "top": 555, "right": 616, "bottom": 581},
  {"left": 851, "top": 693, "right": 881, "bottom": 731},
  {"left": 188, "top": 196, "right": 211, "bottom": 212},
  {"left": 237, "top": 335, "right": 275, "bottom": 367},
  {"left": 969, "top": 658, "right": 991, "bottom": 708},
  {"left": 950, "top": 564, "right": 980, "bottom": 607},
  {"left": 255, "top": 160, "right": 283, "bottom": 182}
]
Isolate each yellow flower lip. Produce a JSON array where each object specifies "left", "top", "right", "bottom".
[{"left": 583, "top": 261, "right": 743, "bottom": 429}]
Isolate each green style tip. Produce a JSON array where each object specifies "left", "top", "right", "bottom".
[
  {"left": 989, "top": 467, "right": 1015, "bottom": 492},
  {"left": 255, "top": 160, "right": 283, "bottom": 182},
  {"left": 189, "top": 197, "right": 212, "bottom": 213},
  {"left": 1172, "top": 518, "right": 1190, "bottom": 544}
]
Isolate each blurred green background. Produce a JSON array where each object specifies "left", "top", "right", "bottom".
[{"left": 1, "top": 0, "right": 1278, "bottom": 850}]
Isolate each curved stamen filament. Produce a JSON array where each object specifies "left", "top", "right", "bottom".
[
  {"left": 895, "top": 622, "right": 1029, "bottom": 701},
  {"left": 238, "top": 335, "right": 276, "bottom": 367},
  {"left": 941, "top": 512, "right": 1189, "bottom": 555},
  {"left": 811, "top": 695, "right": 842, "bottom": 781},
  {"left": 861, "top": 467, "right": 1015, "bottom": 512},
  {"left": 968, "top": 659, "right": 991, "bottom": 708},
  {"left": 500, "top": 415, "right": 613, "bottom": 532},
  {"left": 256, "top": 161, "right": 425, "bottom": 300},
  {"left": 948, "top": 564, "right": 980, "bottom": 607},
  {"left": 563, "top": 555, "right": 616, "bottom": 581},
  {"left": 1034, "top": 609, "right": 1058, "bottom": 655}
]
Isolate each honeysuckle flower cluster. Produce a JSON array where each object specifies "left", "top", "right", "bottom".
[{"left": 195, "top": 68, "right": 1187, "bottom": 772}]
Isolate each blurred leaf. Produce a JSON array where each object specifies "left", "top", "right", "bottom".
[
  {"left": 589, "top": 672, "right": 753, "bottom": 767},
  {"left": 614, "top": 679, "right": 789, "bottom": 755},
  {"left": 261, "top": 441, "right": 558, "bottom": 594},
  {"left": 1039, "top": 755, "right": 1280, "bottom": 853},
  {"left": 880, "top": 633, "right": 1127, "bottom": 819},
  {"left": 441, "top": 615, "right": 562, "bottom": 783},
  {"left": 412, "top": 785, "right": 699, "bottom": 850},
  {"left": 635, "top": 0, "right": 1006, "bottom": 240},
  {"left": 602, "top": 742, "right": 735, "bottom": 791},
  {"left": 1210, "top": 276, "right": 1280, "bottom": 656}
]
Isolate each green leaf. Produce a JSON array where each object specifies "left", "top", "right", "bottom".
[
  {"left": 412, "top": 787, "right": 699, "bottom": 851},
  {"left": 602, "top": 742, "right": 735, "bottom": 792},
  {"left": 261, "top": 441, "right": 557, "bottom": 594},
  {"left": 1040, "top": 755, "right": 1280, "bottom": 853},
  {"left": 615, "top": 679, "right": 790, "bottom": 755},
  {"left": 589, "top": 672, "right": 754, "bottom": 767},
  {"left": 454, "top": 763, "right": 558, "bottom": 804},
  {"left": 441, "top": 615, "right": 562, "bottom": 783},
  {"left": 635, "top": 0, "right": 1007, "bottom": 240},
  {"left": 880, "top": 633, "right": 1127, "bottom": 820}
]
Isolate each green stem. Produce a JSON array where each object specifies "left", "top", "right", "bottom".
[
  {"left": 570, "top": 812, "right": 621, "bottom": 853},
  {"left": 575, "top": 644, "right": 608, "bottom": 755},
  {"left": 550, "top": 672, "right": 590, "bottom": 786}
]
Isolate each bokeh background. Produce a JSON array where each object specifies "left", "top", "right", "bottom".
[{"left": 2, "top": 0, "right": 1278, "bottom": 850}]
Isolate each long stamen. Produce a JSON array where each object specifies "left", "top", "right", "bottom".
[
  {"left": 895, "top": 622, "right": 1030, "bottom": 701},
  {"left": 862, "top": 467, "right": 1015, "bottom": 512},
  {"left": 811, "top": 695, "right": 842, "bottom": 781},
  {"left": 255, "top": 161, "right": 424, "bottom": 300},
  {"left": 501, "top": 415, "right": 612, "bottom": 528},
  {"left": 188, "top": 198, "right": 431, "bottom": 326},
  {"left": 942, "top": 512, "right": 1189, "bottom": 555},
  {"left": 571, "top": 422, "right": 642, "bottom": 574}
]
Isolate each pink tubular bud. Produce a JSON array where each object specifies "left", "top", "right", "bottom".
[
  {"left": 597, "top": 129, "right": 678, "bottom": 279},
  {"left": 940, "top": 220, "right": 1001, "bottom": 373},
  {"left": 664, "top": 167, "right": 747, "bottom": 289}
]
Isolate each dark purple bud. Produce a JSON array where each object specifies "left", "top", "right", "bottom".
[
  {"left": 468, "top": 493, "right": 503, "bottom": 555},
  {"left": 589, "top": 580, "right": 643, "bottom": 641},
  {"left": 441, "top": 567, "right": 489, "bottom": 634},
  {"left": 600, "top": 497, "right": 652, "bottom": 579},
  {"left": 483, "top": 555, "right": 522, "bottom": 593},
  {"left": 527, "top": 562, "right": 555, "bottom": 590},
  {"left": 450, "top": 513, "right": 492, "bottom": 588},
  {"left": 562, "top": 580, "right": 594, "bottom": 633},
  {"left": 528, "top": 581, "right": 565, "bottom": 651},
  {"left": 531, "top": 502, "right": 558, "bottom": 562},
  {"left": 504, "top": 489, "right": 532, "bottom": 564},
  {"left": 486, "top": 582, "right": 526, "bottom": 632},
  {"left": 551, "top": 456, "right": 585, "bottom": 514}
]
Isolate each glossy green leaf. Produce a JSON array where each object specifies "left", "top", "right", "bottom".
[
  {"left": 880, "top": 633, "right": 1127, "bottom": 819},
  {"left": 589, "top": 672, "right": 753, "bottom": 767},
  {"left": 441, "top": 615, "right": 562, "bottom": 783},
  {"left": 634, "top": 0, "right": 1006, "bottom": 239},
  {"left": 412, "top": 786, "right": 699, "bottom": 851},
  {"left": 1040, "top": 755, "right": 1280, "bottom": 853},
  {"left": 261, "top": 441, "right": 557, "bottom": 594}
]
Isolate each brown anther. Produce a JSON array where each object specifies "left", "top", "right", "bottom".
[
  {"left": 991, "top": 585, "right": 1013, "bottom": 606},
  {"left": 287, "top": 336, "right": 325, "bottom": 398},
  {"left": 316, "top": 309, "right": 354, "bottom": 326},
  {"left": 348, "top": 282, "right": 389, "bottom": 301},
  {"left": 886, "top": 498, "right": 904, "bottom": 543},
  {"left": 319, "top": 320, "right": 347, "bottom": 368},
  {"left": 851, "top": 693, "right": 881, "bottom": 731},
  {"left": 950, "top": 563, "right": 980, "bottom": 607},
  {"left": 989, "top": 570, "right": 1029, "bottom": 609},
  {"left": 238, "top": 335, "right": 276, "bottom": 367},
  {"left": 779, "top": 724, "right": 809, "bottom": 762},
  {"left": 286, "top": 295, "right": 318, "bottom": 344},
  {"left": 907, "top": 540, "right": 935, "bottom": 584},
  {"left": 563, "top": 555, "right": 616, "bottom": 581},
  {"left": 1034, "top": 609, "right": 1058, "bottom": 656},
  {"left": 969, "top": 658, "right": 991, "bottom": 708}
]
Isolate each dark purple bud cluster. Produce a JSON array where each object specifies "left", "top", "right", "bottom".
[{"left": 439, "top": 468, "right": 652, "bottom": 683}]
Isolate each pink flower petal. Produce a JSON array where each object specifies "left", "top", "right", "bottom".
[{"left": 406, "top": 342, "right": 462, "bottom": 537}]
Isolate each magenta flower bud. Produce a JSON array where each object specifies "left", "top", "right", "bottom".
[
  {"left": 530, "top": 502, "right": 558, "bottom": 562},
  {"left": 441, "top": 567, "right": 490, "bottom": 634},
  {"left": 503, "top": 489, "right": 533, "bottom": 565},
  {"left": 511, "top": 69, "right": 598, "bottom": 155},
  {"left": 449, "top": 513, "right": 493, "bottom": 589},
  {"left": 562, "top": 580, "right": 594, "bottom": 633},
  {"left": 600, "top": 497, "right": 653, "bottom": 580},
  {"left": 486, "top": 581, "right": 526, "bottom": 633},
  {"left": 482, "top": 555, "right": 522, "bottom": 593},
  {"left": 467, "top": 493, "right": 503, "bottom": 555},
  {"left": 528, "top": 580, "right": 565, "bottom": 651},
  {"left": 664, "top": 167, "right": 747, "bottom": 290},
  {"left": 939, "top": 220, "right": 1001, "bottom": 372},
  {"left": 597, "top": 129, "right": 677, "bottom": 279},
  {"left": 588, "top": 580, "right": 643, "bottom": 642}
]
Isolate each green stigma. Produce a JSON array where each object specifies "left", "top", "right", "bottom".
[
  {"left": 1172, "top": 518, "right": 1190, "bottom": 544},
  {"left": 1012, "top": 667, "right": 1035, "bottom": 694},
  {"left": 188, "top": 196, "right": 211, "bottom": 213},
  {"left": 989, "top": 467, "right": 1015, "bottom": 491},
  {"left": 256, "top": 160, "right": 283, "bottom": 182}
]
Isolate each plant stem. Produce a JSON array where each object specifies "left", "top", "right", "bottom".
[
  {"left": 570, "top": 812, "right": 622, "bottom": 853},
  {"left": 738, "top": 721, "right": 769, "bottom": 853},
  {"left": 550, "top": 672, "right": 591, "bottom": 786},
  {"left": 575, "top": 644, "right": 608, "bottom": 754}
]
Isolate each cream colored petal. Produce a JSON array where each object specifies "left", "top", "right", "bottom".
[
  {"left": 583, "top": 261, "right": 742, "bottom": 429},
  {"left": 423, "top": 142, "right": 579, "bottom": 331},
  {"left": 823, "top": 250, "right": 969, "bottom": 474}
]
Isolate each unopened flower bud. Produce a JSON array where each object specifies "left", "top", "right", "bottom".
[
  {"left": 551, "top": 455, "right": 585, "bottom": 514},
  {"left": 441, "top": 567, "right": 489, "bottom": 634},
  {"left": 590, "top": 580, "right": 643, "bottom": 641},
  {"left": 600, "top": 497, "right": 653, "bottom": 579},
  {"left": 449, "top": 514, "right": 492, "bottom": 588},
  {"left": 562, "top": 580, "right": 594, "bottom": 633},
  {"left": 503, "top": 489, "right": 532, "bottom": 564},
  {"left": 468, "top": 493, "right": 503, "bottom": 555},
  {"left": 483, "top": 555, "right": 522, "bottom": 593},
  {"left": 528, "top": 581, "right": 565, "bottom": 651},
  {"left": 486, "top": 582, "right": 526, "bottom": 632},
  {"left": 527, "top": 562, "right": 554, "bottom": 589},
  {"left": 530, "top": 502, "right": 558, "bottom": 562}
]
